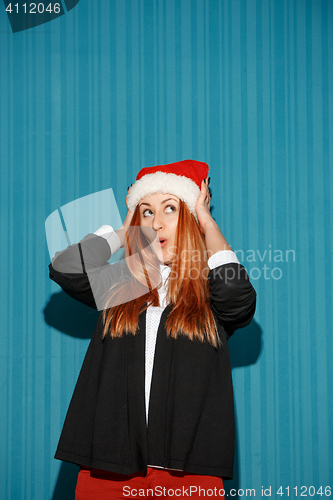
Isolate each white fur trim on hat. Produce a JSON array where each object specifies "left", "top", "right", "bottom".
[{"left": 126, "top": 172, "right": 200, "bottom": 218}]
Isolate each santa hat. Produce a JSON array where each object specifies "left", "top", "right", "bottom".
[{"left": 126, "top": 159, "right": 209, "bottom": 218}]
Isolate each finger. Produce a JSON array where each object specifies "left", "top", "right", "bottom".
[
  {"left": 203, "top": 179, "right": 209, "bottom": 196},
  {"left": 199, "top": 180, "right": 207, "bottom": 199},
  {"left": 206, "top": 178, "right": 210, "bottom": 195},
  {"left": 126, "top": 184, "right": 133, "bottom": 204}
]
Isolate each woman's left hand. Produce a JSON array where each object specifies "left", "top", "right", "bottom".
[{"left": 195, "top": 177, "right": 214, "bottom": 234}]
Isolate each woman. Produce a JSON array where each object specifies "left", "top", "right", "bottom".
[{"left": 49, "top": 160, "right": 256, "bottom": 499}]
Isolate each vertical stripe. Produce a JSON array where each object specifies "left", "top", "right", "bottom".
[{"left": 322, "top": 0, "right": 333, "bottom": 478}]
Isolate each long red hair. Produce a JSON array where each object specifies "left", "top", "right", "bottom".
[{"left": 102, "top": 200, "right": 220, "bottom": 347}]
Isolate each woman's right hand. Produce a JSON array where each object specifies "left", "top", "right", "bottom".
[
  {"left": 116, "top": 187, "right": 134, "bottom": 247},
  {"left": 123, "top": 186, "right": 134, "bottom": 231}
]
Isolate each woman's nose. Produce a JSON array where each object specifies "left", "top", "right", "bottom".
[{"left": 152, "top": 213, "right": 163, "bottom": 231}]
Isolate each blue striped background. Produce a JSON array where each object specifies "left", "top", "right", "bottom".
[{"left": 0, "top": 0, "right": 332, "bottom": 498}]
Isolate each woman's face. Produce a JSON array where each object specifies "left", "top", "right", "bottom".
[{"left": 138, "top": 192, "right": 180, "bottom": 265}]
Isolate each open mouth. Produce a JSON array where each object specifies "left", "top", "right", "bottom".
[{"left": 157, "top": 238, "right": 167, "bottom": 248}]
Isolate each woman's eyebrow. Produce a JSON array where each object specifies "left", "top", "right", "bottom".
[
  {"left": 139, "top": 197, "right": 178, "bottom": 208},
  {"left": 161, "top": 197, "right": 178, "bottom": 204}
]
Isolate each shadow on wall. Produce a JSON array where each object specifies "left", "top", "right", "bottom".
[
  {"left": 224, "top": 320, "right": 262, "bottom": 499},
  {"left": 44, "top": 290, "right": 99, "bottom": 339},
  {"left": 52, "top": 462, "right": 80, "bottom": 500},
  {"left": 45, "top": 291, "right": 262, "bottom": 500}
]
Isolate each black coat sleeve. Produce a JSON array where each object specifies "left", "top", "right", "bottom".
[
  {"left": 48, "top": 234, "right": 117, "bottom": 310},
  {"left": 208, "top": 263, "right": 257, "bottom": 339}
]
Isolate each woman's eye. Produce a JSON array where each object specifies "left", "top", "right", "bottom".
[
  {"left": 165, "top": 205, "right": 176, "bottom": 213},
  {"left": 143, "top": 209, "right": 153, "bottom": 217}
]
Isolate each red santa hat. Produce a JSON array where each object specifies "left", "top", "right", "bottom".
[{"left": 126, "top": 159, "right": 209, "bottom": 218}]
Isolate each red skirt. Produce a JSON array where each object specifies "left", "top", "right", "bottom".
[{"left": 75, "top": 466, "right": 225, "bottom": 499}]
